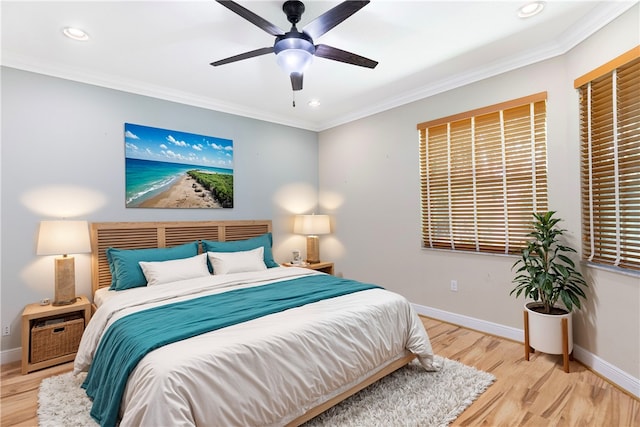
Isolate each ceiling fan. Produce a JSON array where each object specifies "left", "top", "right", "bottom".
[{"left": 211, "top": 0, "right": 378, "bottom": 92}]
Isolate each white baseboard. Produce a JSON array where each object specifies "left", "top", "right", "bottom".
[
  {"left": 413, "top": 303, "right": 640, "bottom": 399},
  {"left": 571, "top": 345, "right": 640, "bottom": 399},
  {"left": 413, "top": 304, "right": 524, "bottom": 342},
  {"left": 1, "top": 347, "right": 21, "bottom": 365}
]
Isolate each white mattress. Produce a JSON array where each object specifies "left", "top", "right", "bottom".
[
  {"left": 76, "top": 267, "right": 436, "bottom": 426},
  {"left": 93, "top": 286, "right": 114, "bottom": 308}
]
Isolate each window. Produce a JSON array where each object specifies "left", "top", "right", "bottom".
[
  {"left": 418, "top": 93, "right": 548, "bottom": 254},
  {"left": 576, "top": 46, "right": 640, "bottom": 272}
]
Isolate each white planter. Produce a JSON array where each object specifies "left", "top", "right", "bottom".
[{"left": 525, "top": 302, "right": 573, "bottom": 355}]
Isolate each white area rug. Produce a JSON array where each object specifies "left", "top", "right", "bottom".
[{"left": 38, "top": 356, "right": 494, "bottom": 427}]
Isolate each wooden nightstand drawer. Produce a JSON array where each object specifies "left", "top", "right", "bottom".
[{"left": 30, "top": 315, "right": 84, "bottom": 363}]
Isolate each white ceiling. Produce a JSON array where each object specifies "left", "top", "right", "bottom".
[{"left": 1, "top": 1, "right": 636, "bottom": 131}]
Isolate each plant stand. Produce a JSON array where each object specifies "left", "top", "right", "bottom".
[{"left": 523, "top": 309, "right": 572, "bottom": 373}]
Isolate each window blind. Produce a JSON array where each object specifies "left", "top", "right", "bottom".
[
  {"left": 418, "top": 93, "right": 548, "bottom": 254},
  {"left": 577, "top": 46, "right": 640, "bottom": 271}
]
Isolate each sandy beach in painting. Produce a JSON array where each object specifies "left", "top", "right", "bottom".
[{"left": 138, "top": 174, "right": 221, "bottom": 208}]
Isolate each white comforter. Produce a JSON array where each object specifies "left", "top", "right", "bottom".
[{"left": 75, "top": 267, "right": 436, "bottom": 427}]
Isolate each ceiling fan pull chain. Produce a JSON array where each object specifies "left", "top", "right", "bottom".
[{"left": 292, "top": 91, "right": 296, "bottom": 108}]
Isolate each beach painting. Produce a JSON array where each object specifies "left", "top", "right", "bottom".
[{"left": 125, "top": 123, "right": 234, "bottom": 208}]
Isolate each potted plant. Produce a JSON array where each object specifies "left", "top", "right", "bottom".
[{"left": 510, "top": 211, "right": 588, "bottom": 371}]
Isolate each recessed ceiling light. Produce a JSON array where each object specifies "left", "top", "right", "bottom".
[
  {"left": 308, "top": 99, "right": 320, "bottom": 107},
  {"left": 517, "top": 1, "right": 545, "bottom": 18},
  {"left": 62, "top": 27, "right": 89, "bottom": 41}
]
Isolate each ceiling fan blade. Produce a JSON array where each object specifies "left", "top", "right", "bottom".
[
  {"left": 216, "top": 1, "right": 285, "bottom": 36},
  {"left": 291, "top": 72, "right": 303, "bottom": 91},
  {"left": 302, "top": 1, "right": 370, "bottom": 40},
  {"left": 314, "top": 44, "right": 378, "bottom": 69},
  {"left": 210, "top": 47, "right": 274, "bottom": 66}
]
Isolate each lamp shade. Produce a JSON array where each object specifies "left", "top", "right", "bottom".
[
  {"left": 294, "top": 215, "right": 330, "bottom": 236},
  {"left": 37, "top": 220, "right": 91, "bottom": 255}
]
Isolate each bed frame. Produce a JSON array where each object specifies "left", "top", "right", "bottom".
[{"left": 88, "top": 219, "right": 414, "bottom": 426}]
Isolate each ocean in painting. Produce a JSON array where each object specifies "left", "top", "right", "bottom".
[{"left": 126, "top": 157, "right": 232, "bottom": 207}]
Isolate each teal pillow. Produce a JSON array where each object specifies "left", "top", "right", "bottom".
[
  {"left": 201, "top": 233, "right": 278, "bottom": 269},
  {"left": 106, "top": 241, "right": 199, "bottom": 291}
]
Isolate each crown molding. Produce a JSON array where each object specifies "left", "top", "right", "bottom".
[
  {"left": 316, "top": 1, "right": 638, "bottom": 131},
  {"left": 1, "top": 53, "right": 319, "bottom": 131},
  {"left": 2, "top": 2, "right": 635, "bottom": 133}
]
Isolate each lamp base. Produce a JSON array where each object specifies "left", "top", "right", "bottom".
[
  {"left": 53, "top": 256, "right": 77, "bottom": 306},
  {"left": 52, "top": 297, "right": 78, "bottom": 306},
  {"left": 306, "top": 235, "right": 320, "bottom": 264}
]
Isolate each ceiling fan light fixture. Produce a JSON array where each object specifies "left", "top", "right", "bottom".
[
  {"left": 274, "top": 33, "right": 315, "bottom": 75},
  {"left": 277, "top": 49, "right": 314, "bottom": 74}
]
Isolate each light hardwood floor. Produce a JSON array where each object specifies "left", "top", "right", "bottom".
[{"left": 1, "top": 316, "right": 638, "bottom": 426}]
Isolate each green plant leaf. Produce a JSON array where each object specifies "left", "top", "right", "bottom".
[{"left": 509, "top": 211, "right": 588, "bottom": 313}]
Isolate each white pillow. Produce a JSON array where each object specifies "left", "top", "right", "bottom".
[
  {"left": 139, "top": 253, "right": 210, "bottom": 286},
  {"left": 207, "top": 246, "right": 267, "bottom": 275}
]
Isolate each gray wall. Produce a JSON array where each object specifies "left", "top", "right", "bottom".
[
  {"left": 318, "top": 6, "right": 639, "bottom": 379},
  {"left": 1, "top": 68, "right": 318, "bottom": 351}
]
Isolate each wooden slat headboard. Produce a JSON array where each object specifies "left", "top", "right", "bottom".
[{"left": 90, "top": 220, "right": 272, "bottom": 295}]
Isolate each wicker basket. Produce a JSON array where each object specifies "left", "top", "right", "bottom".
[{"left": 30, "top": 315, "right": 84, "bottom": 363}]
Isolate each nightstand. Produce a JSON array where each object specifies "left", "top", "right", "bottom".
[
  {"left": 21, "top": 295, "right": 91, "bottom": 374},
  {"left": 283, "top": 261, "right": 334, "bottom": 275}
]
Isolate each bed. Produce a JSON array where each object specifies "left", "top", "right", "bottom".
[{"left": 74, "top": 220, "right": 437, "bottom": 427}]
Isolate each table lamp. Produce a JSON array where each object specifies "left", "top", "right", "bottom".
[
  {"left": 294, "top": 214, "right": 330, "bottom": 264},
  {"left": 36, "top": 220, "right": 91, "bottom": 306}
]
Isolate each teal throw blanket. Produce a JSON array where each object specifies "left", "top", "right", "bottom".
[{"left": 83, "top": 275, "right": 381, "bottom": 427}]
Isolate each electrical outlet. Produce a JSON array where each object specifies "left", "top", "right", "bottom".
[
  {"left": 450, "top": 280, "right": 458, "bottom": 292},
  {"left": 2, "top": 325, "right": 10, "bottom": 336}
]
